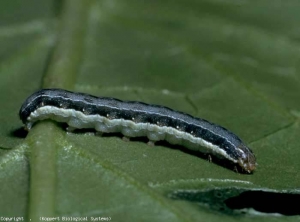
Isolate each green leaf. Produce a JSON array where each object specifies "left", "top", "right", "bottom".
[{"left": 1, "top": 0, "right": 300, "bottom": 221}]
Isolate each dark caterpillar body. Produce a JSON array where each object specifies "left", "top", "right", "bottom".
[{"left": 19, "top": 89, "right": 256, "bottom": 172}]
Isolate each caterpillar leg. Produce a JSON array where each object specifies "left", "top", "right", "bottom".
[
  {"left": 122, "top": 136, "right": 130, "bottom": 142},
  {"left": 66, "top": 126, "right": 76, "bottom": 132},
  {"left": 233, "top": 166, "right": 239, "bottom": 174},
  {"left": 25, "top": 123, "right": 32, "bottom": 131},
  {"left": 147, "top": 140, "right": 155, "bottom": 146},
  {"left": 207, "top": 155, "right": 212, "bottom": 163}
]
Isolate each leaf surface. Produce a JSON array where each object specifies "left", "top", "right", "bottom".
[{"left": 0, "top": 0, "right": 299, "bottom": 220}]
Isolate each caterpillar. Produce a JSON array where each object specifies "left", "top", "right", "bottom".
[{"left": 19, "top": 89, "right": 256, "bottom": 173}]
